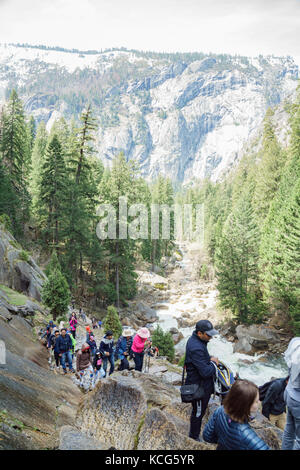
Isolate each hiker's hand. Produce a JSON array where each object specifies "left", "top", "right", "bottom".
[
  {"left": 124, "top": 352, "right": 128, "bottom": 356},
  {"left": 211, "top": 357, "right": 219, "bottom": 365},
  {"left": 105, "top": 352, "right": 109, "bottom": 356}
]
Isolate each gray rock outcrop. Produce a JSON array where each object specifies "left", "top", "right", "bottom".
[
  {"left": 76, "top": 369, "right": 283, "bottom": 450},
  {"left": 0, "top": 286, "right": 81, "bottom": 450},
  {"left": 0, "top": 224, "right": 47, "bottom": 301},
  {"left": 76, "top": 370, "right": 213, "bottom": 450},
  {"left": 233, "top": 324, "right": 291, "bottom": 355}
]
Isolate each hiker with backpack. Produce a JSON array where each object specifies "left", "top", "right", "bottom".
[
  {"left": 66, "top": 328, "right": 77, "bottom": 360},
  {"left": 131, "top": 327, "right": 151, "bottom": 372},
  {"left": 55, "top": 328, "right": 75, "bottom": 374},
  {"left": 184, "top": 320, "right": 219, "bottom": 441},
  {"left": 115, "top": 328, "right": 134, "bottom": 371},
  {"left": 99, "top": 330, "right": 115, "bottom": 377},
  {"left": 42, "top": 320, "right": 57, "bottom": 341},
  {"left": 87, "top": 335, "right": 97, "bottom": 358},
  {"left": 203, "top": 379, "right": 269, "bottom": 450},
  {"left": 92, "top": 349, "right": 105, "bottom": 388},
  {"left": 47, "top": 327, "right": 58, "bottom": 367},
  {"left": 259, "top": 376, "right": 289, "bottom": 431},
  {"left": 86, "top": 326, "right": 92, "bottom": 342},
  {"left": 76, "top": 343, "right": 94, "bottom": 389},
  {"left": 52, "top": 330, "right": 61, "bottom": 371},
  {"left": 282, "top": 337, "right": 300, "bottom": 450}
]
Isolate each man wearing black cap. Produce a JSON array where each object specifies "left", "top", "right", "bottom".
[{"left": 185, "top": 319, "right": 219, "bottom": 441}]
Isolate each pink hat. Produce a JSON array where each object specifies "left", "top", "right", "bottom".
[{"left": 137, "top": 327, "right": 150, "bottom": 339}]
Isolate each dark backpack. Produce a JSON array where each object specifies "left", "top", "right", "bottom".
[{"left": 258, "top": 379, "right": 275, "bottom": 401}]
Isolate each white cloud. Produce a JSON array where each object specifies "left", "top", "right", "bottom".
[{"left": 0, "top": 0, "right": 299, "bottom": 65}]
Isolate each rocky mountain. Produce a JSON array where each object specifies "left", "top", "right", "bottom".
[{"left": 0, "top": 43, "right": 298, "bottom": 184}]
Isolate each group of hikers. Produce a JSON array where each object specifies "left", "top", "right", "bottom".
[
  {"left": 42, "top": 312, "right": 158, "bottom": 389},
  {"left": 42, "top": 310, "right": 300, "bottom": 450},
  {"left": 184, "top": 319, "right": 300, "bottom": 450}
]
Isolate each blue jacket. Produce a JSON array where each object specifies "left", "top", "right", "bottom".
[
  {"left": 55, "top": 334, "right": 73, "bottom": 353},
  {"left": 99, "top": 336, "right": 114, "bottom": 356},
  {"left": 115, "top": 336, "right": 133, "bottom": 360},
  {"left": 203, "top": 406, "right": 270, "bottom": 450},
  {"left": 87, "top": 338, "right": 97, "bottom": 351},
  {"left": 185, "top": 331, "right": 215, "bottom": 395}
]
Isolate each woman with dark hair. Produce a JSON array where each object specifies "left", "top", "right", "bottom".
[{"left": 203, "top": 379, "right": 269, "bottom": 450}]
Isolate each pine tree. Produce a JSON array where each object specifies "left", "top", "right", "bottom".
[
  {"left": 98, "top": 152, "right": 140, "bottom": 308},
  {"left": 63, "top": 106, "right": 99, "bottom": 283},
  {"left": 215, "top": 191, "right": 265, "bottom": 324},
  {"left": 102, "top": 305, "right": 122, "bottom": 339},
  {"left": 152, "top": 325, "right": 175, "bottom": 362},
  {"left": 28, "top": 115, "right": 36, "bottom": 151},
  {"left": 42, "top": 252, "right": 70, "bottom": 321},
  {"left": 143, "top": 176, "right": 175, "bottom": 271},
  {"left": 260, "top": 97, "right": 300, "bottom": 332},
  {"left": 0, "top": 89, "right": 31, "bottom": 234},
  {"left": 37, "top": 134, "right": 68, "bottom": 249},
  {"left": 29, "top": 121, "right": 48, "bottom": 217},
  {"left": 0, "top": 161, "right": 18, "bottom": 225},
  {"left": 253, "top": 109, "right": 284, "bottom": 222}
]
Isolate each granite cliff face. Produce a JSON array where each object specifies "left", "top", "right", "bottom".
[
  {"left": 0, "top": 223, "right": 47, "bottom": 302},
  {"left": 0, "top": 44, "right": 298, "bottom": 184}
]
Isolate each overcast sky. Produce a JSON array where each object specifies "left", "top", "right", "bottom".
[{"left": 0, "top": 0, "right": 299, "bottom": 65}]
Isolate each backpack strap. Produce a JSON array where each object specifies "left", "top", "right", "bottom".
[{"left": 181, "top": 361, "right": 186, "bottom": 386}]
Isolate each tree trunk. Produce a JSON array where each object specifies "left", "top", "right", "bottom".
[{"left": 116, "top": 240, "right": 120, "bottom": 309}]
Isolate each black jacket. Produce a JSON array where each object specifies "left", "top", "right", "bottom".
[
  {"left": 99, "top": 336, "right": 114, "bottom": 356},
  {"left": 55, "top": 334, "right": 73, "bottom": 353},
  {"left": 262, "top": 378, "right": 287, "bottom": 418},
  {"left": 185, "top": 331, "right": 215, "bottom": 395}
]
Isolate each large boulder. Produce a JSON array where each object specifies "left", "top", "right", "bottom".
[
  {"left": 76, "top": 370, "right": 213, "bottom": 450},
  {"left": 75, "top": 369, "right": 282, "bottom": 450},
  {"left": 134, "top": 301, "right": 158, "bottom": 323},
  {"left": 0, "top": 224, "right": 47, "bottom": 302},
  {"left": 233, "top": 324, "right": 289, "bottom": 355}
]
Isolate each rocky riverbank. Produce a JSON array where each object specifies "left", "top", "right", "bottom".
[
  {"left": 118, "top": 242, "right": 222, "bottom": 338},
  {"left": 123, "top": 240, "right": 292, "bottom": 359}
]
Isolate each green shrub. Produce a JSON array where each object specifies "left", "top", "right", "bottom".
[
  {"left": 18, "top": 250, "right": 30, "bottom": 262},
  {"left": 103, "top": 305, "right": 122, "bottom": 339},
  {"left": 9, "top": 240, "right": 21, "bottom": 250},
  {"left": 152, "top": 325, "right": 175, "bottom": 362},
  {"left": 42, "top": 259, "right": 70, "bottom": 322},
  {"left": 0, "top": 214, "right": 12, "bottom": 231}
]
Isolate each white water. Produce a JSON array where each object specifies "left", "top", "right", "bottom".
[{"left": 152, "top": 246, "right": 288, "bottom": 387}]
